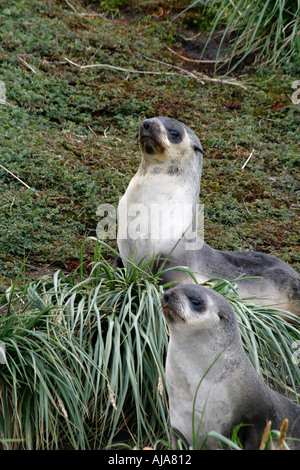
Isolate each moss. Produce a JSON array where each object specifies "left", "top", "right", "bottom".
[{"left": 0, "top": 0, "right": 299, "bottom": 284}]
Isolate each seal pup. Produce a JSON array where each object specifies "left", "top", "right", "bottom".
[
  {"left": 161, "top": 284, "right": 300, "bottom": 450},
  {"left": 117, "top": 115, "right": 204, "bottom": 270},
  {"left": 117, "top": 116, "right": 300, "bottom": 315}
]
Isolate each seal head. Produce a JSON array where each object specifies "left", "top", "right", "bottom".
[
  {"left": 161, "top": 284, "right": 228, "bottom": 325},
  {"left": 139, "top": 116, "right": 204, "bottom": 167}
]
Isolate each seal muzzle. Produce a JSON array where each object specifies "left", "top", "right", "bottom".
[
  {"left": 161, "top": 290, "right": 187, "bottom": 324},
  {"left": 139, "top": 118, "right": 167, "bottom": 155}
]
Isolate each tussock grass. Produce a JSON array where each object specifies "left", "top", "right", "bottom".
[
  {"left": 0, "top": 242, "right": 169, "bottom": 449},
  {"left": 180, "top": 0, "right": 300, "bottom": 70},
  {"left": 0, "top": 239, "right": 299, "bottom": 449}
]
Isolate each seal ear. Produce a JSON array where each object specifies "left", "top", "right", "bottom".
[
  {"left": 194, "top": 145, "right": 205, "bottom": 156},
  {"left": 218, "top": 309, "right": 228, "bottom": 320}
]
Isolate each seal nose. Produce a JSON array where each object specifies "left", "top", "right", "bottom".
[
  {"left": 163, "top": 291, "right": 171, "bottom": 302},
  {"left": 143, "top": 119, "right": 152, "bottom": 130}
]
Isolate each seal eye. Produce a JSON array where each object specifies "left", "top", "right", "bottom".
[
  {"left": 190, "top": 298, "right": 202, "bottom": 310},
  {"left": 168, "top": 129, "right": 181, "bottom": 143},
  {"left": 169, "top": 129, "right": 179, "bottom": 138}
]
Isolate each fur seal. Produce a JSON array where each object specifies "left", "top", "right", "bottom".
[
  {"left": 161, "top": 284, "right": 300, "bottom": 450},
  {"left": 117, "top": 115, "right": 204, "bottom": 267},
  {"left": 117, "top": 116, "right": 300, "bottom": 315}
]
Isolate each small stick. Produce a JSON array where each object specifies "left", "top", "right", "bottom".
[
  {"left": 30, "top": 223, "right": 47, "bottom": 237},
  {"left": 145, "top": 55, "right": 247, "bottom": 89},
  {"left": 0, "top": 100, "right": 17, "bottom": 108},
  {"left": 64, "top": 0, "right": 105, "bottom": 17},
  {"left": 143, "top": 54, "right": 202, "bottom": 81},
  {"left": 87, "top": 125, "right": 98, "bottom": 136},
  {"left": 18, "top": 56, "right": 37, "bottom": 74},
  {"left": 229, "top": 0, "right": 242, "bottom": 16},
  {"left": 64, "top": 0, "right": 77, "bottom": 13},
  {"left": 75, "top": 12, "right": 106, "bottom": 18},
  {"left": 10, "top": 195, "right": 16, "bottom": 213},
  {"left": 242, "top": 196, "right": 251, "bottom": 215},
  {"left": 242, "top": 149, "right": 255, "bottom": 170},
  {"left": 0, "top": 163, "right": 32, "bottom": 189},
  {"left": 65, "top": 56, "right": 247, "bottom": 89},
  {"left": 64, "top": 57, "right": 177, "bottom": 76},
  {"left": 193, "top": 70, "right": 248, "bottom": 90}
]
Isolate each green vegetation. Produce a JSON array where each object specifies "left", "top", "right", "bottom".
[
  {"left": 0, "top": 241, "right": 299, "bottom": 449},
  {"left": 0, "top": 0, "right": 299, "bottom": 450},
  {"left": 178, "top": 0, "right": 300, "bottom": 70},
  {"left": 0, "top": 243, "right": 169, "bottom": 449},
  {"left": 1, "top": 0, "right": 299, "bottom": 284}
]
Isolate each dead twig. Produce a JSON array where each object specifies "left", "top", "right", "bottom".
[
  {"left": 193, "top": 70, "right": 248, "bottom": 90},
  {"left": 0, "top": 100, "right": 17, "bottom": 108},
  {"left": 0, "top": 163, "right": 32, "bottom": 190},
  {"left": 75, "top": 12, "right": 106, "bottom": 17},
  {"left": 143, "top": 55, "right": 203, "bottom": 82},
  {"left": 144, "top": 55, "right": 247, "bottom": 89},
  {"left": 65, "top": 55, "right": 247, "bottom": 89},
  {"left": 18, "top": 56, "right": 37, "bottom": 74},
  {"left": 242, "top": 149, "right": 255, "bottom": 170},
  {"left": 10, "top": 195, "right": 16, "bottom": 213},
  {"left": 64, "top": 0, "right": 105, "bottom": 17},
  {"left": 64, "top": 0, "right": 78, "bottom": 13},
  {"left": 30, "top": 223, "right": 47, "bottom": 237},
  {"left": 229, "top": 0, "right": 242, "bottom": 16},
  {"left": 64, "top": 57, "right": 177, "bottom": 77},
  {"left": 242, "top": 196, "right": 251, "bottom": 215}
]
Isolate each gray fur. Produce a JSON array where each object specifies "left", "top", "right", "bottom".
[
  {"left": 160, "top": 243, "right": 300, "bottom": 315},
  {"left": 162, "top": 284, "right": 300, "bottom": 450}
]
